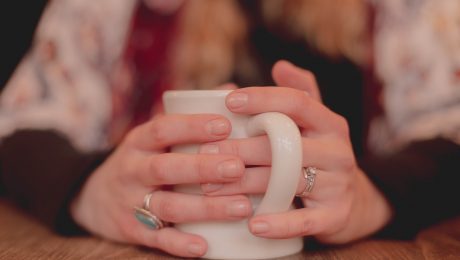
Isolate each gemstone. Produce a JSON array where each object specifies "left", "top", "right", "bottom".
[{"left": 134, "top": 207, "right": 160, "bottom": 229}]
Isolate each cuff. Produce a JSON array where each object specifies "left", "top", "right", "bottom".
[
  {"left": 0, "top": 130, "right": 112, "bottom": 235},
  {"left": 359, "top": 138, "right": 460, "bottom": 239}
]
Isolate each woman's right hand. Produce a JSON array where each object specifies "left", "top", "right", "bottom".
[{"left": 70, "top": 114, "right": 251, "bottom": 258}]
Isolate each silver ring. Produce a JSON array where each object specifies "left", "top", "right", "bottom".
[
  {"left": 143, "top": 192, "right": 153, "bottom": 210},
  {"left": 134, "top": 192, "right": 166, "bottom": 230},
  {"left": 296, "top": 166, "right": 317, "bottom": 198}
]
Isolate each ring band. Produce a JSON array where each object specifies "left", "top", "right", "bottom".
[
  {"left": 134, "top": 191, "right": 166, "bottom": 230},
  {"left": 296, "top": 166, "right": 317, "bottom": 198},
  {"left": 143, "top": 192, "right": 153, "bottom": 210}
]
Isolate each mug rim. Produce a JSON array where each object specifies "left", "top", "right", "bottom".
[{"left": 163, "top": 89, "right": 232, "bottom": 99}]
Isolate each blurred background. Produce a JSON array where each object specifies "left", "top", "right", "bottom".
[{"left": 0, "top": 1, "right": 48, "bottom": 89}]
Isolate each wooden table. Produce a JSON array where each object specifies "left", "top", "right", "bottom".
[{"left": 0, "top": 199, "right": 459, "bottom": 259}]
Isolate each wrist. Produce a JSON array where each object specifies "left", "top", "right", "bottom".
[{"left": 351, "top": 168, "right": 393, "bottom": 240}]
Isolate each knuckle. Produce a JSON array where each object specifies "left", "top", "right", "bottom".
[
  {"left": 196, "top": 155, "right": 210, "bottom": 180},
  {"left": 341, "top": 178, "right": 354, "bottom": 196},
  {"left": 229, "top": 141, "right": 240, "bottom": 156},
  {"left": 332, "top": 171, "right": 354, "bottom": 196},
  {"left": 300, "top": 218, "right": 315, "bottom": 235},
  {"left": 200, "top": 142, "right": 221, "bottom": 154},
  {"left": 285, "top": 221, "right": 298, "bottom": 238},
  {"left": 305, "top": 71, "right": 317, "bottom": 84},
  {"left": 212, "top": 140, "right": 238, "bottom": 156},
  {"left": 124, "top": 134, "right": 135, "bottom": 146},
  {"left": 280, "top": 222, "right": 292, "bottom": 238},
  {"left": 336, "top": 150, "right": 356, "bottom": 173},
  {"left": 292, "top": 91, "right": 311, "bottom": 112},
  {"left": 116, "top": 155, "right": 141, "bottom": 184},
  {"left": 232, "top": 194, "right": 249, "bottom": 202},
  {"left": 203, "top": 197, "right": 220, "bottom": 218},
  {"left": 119, "top": 157, "right": 135, "bottom": 178},
  {"left": 157, "top": 195, "right": 178, "bottom": 221},
  {"left": 302, "top": 69, "right": 315, "bottom": 80},
  {"left": 149, "top": 155, "right": 169, "bottom": 184},
  {"left": 333, "top": 115, "right": 350, "bottom": 137},
  {"left": 124, "top": 126, "right": 141, "bottom": 146},
  {"left": 149, "top": 120, "right": 169, "bottom": 145},
  {"left": 237, "top": 172, "right": 250, "bottom": 191},
  {"left": 291, "top": 94, "right": 312, "bottom": 125},
  {"left": 283, "top": 218, "right": 306, "bottom": 238}
]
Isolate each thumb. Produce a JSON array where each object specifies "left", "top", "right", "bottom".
[{"left": 272, "top": 60, "right": 322, "bottom": 102}]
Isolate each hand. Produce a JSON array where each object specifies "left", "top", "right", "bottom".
[
  {"left": 70, "top": 113, "right": 251, "bottom": 258},
  {"left": 200, "top": 60, "right": 392, "bottom": 244}
]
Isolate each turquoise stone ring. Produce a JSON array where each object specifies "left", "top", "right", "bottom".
[{"left": 134, "top": 207, "right": 165, "bottom": 230}]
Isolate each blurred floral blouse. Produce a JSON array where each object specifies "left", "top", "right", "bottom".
[{"left": 1, "top": 0, "right": 459, "bottom": 155}]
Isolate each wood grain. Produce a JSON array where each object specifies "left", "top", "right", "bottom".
[{"left": 0, "top": 199, "right": 459, "bottom": 259}]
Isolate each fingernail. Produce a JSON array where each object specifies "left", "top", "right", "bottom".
[
  {"left": 187, "top": 243, "right": 205, "bottom": 256},
  {"left": 206, "top": 118, "right": 230, "bottom": 136},
  {"left": 226, "top": 92, "right": 248, "bottom": 109},
  {"left": 227, "top": 200, "right": 250, "bottom": 217},
  {"left": 199, "top": 144, "right": 219, "bottom": 154},
  {"left": 251, "top": 221, "right": 270, "bottom": 234},
  {"left": 201, "top": 183, "right": 223, "bottom": 193},
  {"left": 218, "top": 159, "right": 242, "bottom": 178}
]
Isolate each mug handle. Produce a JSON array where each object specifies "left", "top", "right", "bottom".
[{"left": 246, "top": 112, "right": 303, "bottom": 215}]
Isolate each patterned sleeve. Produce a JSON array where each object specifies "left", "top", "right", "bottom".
[
  {"left": 0, "top": 0, "right": 136, "bottom": 234},
  {"left": 369, "top": 0, "right": 460, "bottom": 154},
  {"left": 364, "top": 0, "right": 460, "bottom": 238},
  {"left": 0, "top": 0, "right": 136, "bottom": 151}
]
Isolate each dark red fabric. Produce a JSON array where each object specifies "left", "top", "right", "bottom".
[
  {"left": 362, "top": 4, "right": 384, "bottom": 155},
  {"left": 119, "top": 3, "right": 180, "bottom": 130}
]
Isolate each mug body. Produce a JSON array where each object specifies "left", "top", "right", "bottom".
[{"left": 163, "top": 90, "right": 303, "bottom": 259}]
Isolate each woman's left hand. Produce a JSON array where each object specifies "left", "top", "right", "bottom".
[{"left": 199, "top": 60, "right": 393, "bottom": 244}]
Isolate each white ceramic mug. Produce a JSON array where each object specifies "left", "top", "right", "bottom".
[{"left": 163, "top": 90, "right": 303, "bottom": 259}]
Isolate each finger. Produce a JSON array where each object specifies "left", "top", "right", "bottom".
[
  {"left": 248, "top": 208, "right": 334, "bottom": 239},
  {"left": 201, "top": 167, "right": 347, "bottom": 201},
  {"left": 201, "top": 167, "right": 271, "bottom": 195},
  {"left": 199, "top": 136, "right": 353, "bottom": 171},
  {"left": 225, "top": 87, "right": 347, "bottom": 135},
  {"left": 272, "top": 60, "right": 322, "bottom": 102},
  {"left": 148, "top": 191, "right": 252, "bottom": 223},
  {"left": 138, "top": 153, "right": 244, "bottom": 185},
  {"left": 127, "top": 114, "right": 231, "bottom": 151},
  {"left": 130, "top": 226, "right": 208, "bottom": 258}
]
